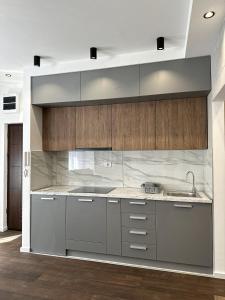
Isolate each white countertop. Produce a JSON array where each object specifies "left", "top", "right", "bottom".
[{"left": 31, "top": 186, "right": 212, "bottom": 204}]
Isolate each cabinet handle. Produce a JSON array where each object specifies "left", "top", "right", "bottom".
[
  {"left": 78, "top": 199, "right": 93, "bottom": 202},
  {"left": 41, "top": 197, "right": 55, "bottom": 201},
  {"left": 129, "top": 201, "right": 146, "bottom": 206},
  {"left": 129, "top": 230, "right": 147, "bottom": 236},
  {"left": 108, "top": 199, "right": 119, "bottom": 204},
  {"left": 173, "top": 204, "right": 193, "bottom": 208},
  {"left": 129, "top": 215, "right": 147, "bottom": 220},
  {"left": 130, "top": 244, "right": 147, "bottom": 251}
]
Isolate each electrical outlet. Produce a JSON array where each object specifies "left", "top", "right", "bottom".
[{"left": 104, "top": 161, "right": 112, "bottom": 168}]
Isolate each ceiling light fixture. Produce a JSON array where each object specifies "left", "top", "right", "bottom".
[
  {"left": 5, "top": 73, "right": 12, "bottom": 77},
  {"left": 157, "top": 37, "right": 164, "bottom": 50},
  {"left": 203, "top": 11, "right": 215, "bottom": 19},
  {"left": 34, "top": 55, "right": 41, "bottom": 67},
  {"left": 90, "top": 47, "right": 97, "bottom": 59}
]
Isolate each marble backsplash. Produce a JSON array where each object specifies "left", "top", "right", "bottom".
[{"left": 31, "top": 149, "right": 213, "bottom": 198}]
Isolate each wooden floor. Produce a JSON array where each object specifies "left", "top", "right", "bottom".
[{"left": 0, "top": 231, "right": 225, "bottom": 300}]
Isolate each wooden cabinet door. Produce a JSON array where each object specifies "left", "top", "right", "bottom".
[
  {"left": 43, "top": 107, "right": 76, "bottom": 151},
  {"left": 112, "top": 101, "right": 156, "bottom": 150},
  {"left": 76, "top": 105, "right": 112, "bottom": 149},
  {"left": 156, "top": 97, "right": 208, "bottom": 150}
]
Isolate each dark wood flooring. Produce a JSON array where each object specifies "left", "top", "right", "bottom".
[{"left": 0, "top": 231, "right": 225, "bottom": 300}]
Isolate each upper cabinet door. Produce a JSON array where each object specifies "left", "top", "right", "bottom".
[
  {"left": 81, "top": 65, "right": 139, "bottom": 101},
  {"left": 140, "top": 56, "right": 211, "bottom": 97},
  {"left": 112, "top": 101, "right": 156, "bottom": 150},
  {"left": 156, "top": 97, "right": 208, "bottom": 150},
  {"left": 43, "top": 107, "right": 76, "bottom": 151},
  {"left": 76, "top": 105, "right": 112, "bottom": 149},
  {"left": 32, "top": 72, "right": 81, "bottom": 105}
]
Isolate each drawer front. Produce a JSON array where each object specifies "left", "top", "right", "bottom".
[
  {"left": 122, "top": 227, "right": 156, "bottom": 245},
  {"left": 122, "top": 242, "right": 156, "bottom": 260},
  {"left": 122, "top": 213, "right": 155, "bottom": 229},
  {"left": 121, "top": 199, "right": 155, "bottom": 214}
]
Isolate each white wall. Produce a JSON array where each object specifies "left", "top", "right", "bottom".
[
  {"left": 0, "top": 80, "right": 23, "bottom": 231},
  {"left": 210, "top": 21, "right": 225, "bottom": 278}
]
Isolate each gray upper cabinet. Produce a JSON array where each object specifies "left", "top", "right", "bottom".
[
  {"left": 140, "top": 56, "right": 211, "bottom": 97},
  {"left": 32, "top": 72, "right": 81, "bottom": 105},
  {"left": 30, "top": 194, "right": 66, "bottom": 256},
  {"left": 156, "top": 201, "right": 213, "bottom": 267},
  {"left": 81, "top": 65, "right": 139, "bottom": 101}
]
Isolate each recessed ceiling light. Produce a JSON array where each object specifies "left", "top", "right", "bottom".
[
  {"left": 203, "top": 11, "right": 215, "bottom": 19},
  {"left": 5, "top": 73, "right": 12, "bottom": 77}
]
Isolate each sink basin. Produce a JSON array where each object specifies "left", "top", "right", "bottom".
[{"left": 165, "top": 191, "right": 200, "bottom": 198}]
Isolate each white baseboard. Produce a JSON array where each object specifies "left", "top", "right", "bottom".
[
  {"left": 0, "top": 226, "right": 8, "bottom": 232},
  {"left": 20, "top": 247, "right": 30, "bottom": 253},
  {"left": 213, "top": 272, "right": 225, "bottom": 279}
]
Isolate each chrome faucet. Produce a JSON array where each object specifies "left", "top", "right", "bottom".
[{"left": 186, "top": 171, "right": 197, "bottom": 195}]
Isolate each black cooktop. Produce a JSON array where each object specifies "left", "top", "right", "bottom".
[{"left": 69, "top": 186, "right": 115, "bottom": 194}]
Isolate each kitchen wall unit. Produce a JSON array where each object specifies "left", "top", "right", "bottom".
[
  {"left": 156, "top": 201, "right": 213, "bottom": 267},
  {"left": 112, "top": 101, "right": 156, "bottom": 150},
  {"left": 156, "top": 97, "right": 208, "bottom": 150},
  {"left": 32, "top": 72, "right": 81, "bottom": 105},
  {"left": 140, "top": 56, "right": 211, "bottom": 97},
  {"left": 31, "top": 56, "right": 211, "bottom": 107},
  {"left": 31, "top": 195, "right": 66, "bottom": 255},
  {"left": 81, "top": 65, "right": 139, "bottom": 101},
  {"left": 31, "top": 194, "right": 213, "bottom": 269},
  {"left": 76, "top": 105, "right": 112, "bottom": 149},
  {"left": 43, "top": 107, "right": 76, "bottom": 151}
]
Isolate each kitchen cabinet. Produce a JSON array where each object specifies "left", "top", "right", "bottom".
[
  {"left": 140, "top": 56, "right": 211, "bottom": 97},
  {"left": 43, "top": 107, "right": 76, "bottom": 151},
  {"left": 30, "top": 194, "right": 66, "bottom": 255},
  {"left": 156, "top": 201, "right": 213, "bottom": 267},
  {"left": 156, "top": 97, "right": 208, "bottom": 149},
  {"left": 32, "top": 72, "right": 81, "bottom": 105},
  {"left": 107, "top": 198, "right": 121, "bottom": 256},
  {"left": 81, "top": 65, "right": 139, "bottom": 101},
  {"left": 112, "top": 101, "right": 156, "bottom": 150},
  {"left": 66, "top": 197, "right": 107, "bottom": 254},
  {"left": 76, "top": 104, "right": 112, "bottom": 149}
]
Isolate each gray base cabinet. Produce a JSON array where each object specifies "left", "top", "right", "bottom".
[
  {"left": 31, "top": 195, "right": 66, "bottom": 255},
  {"left": 66, "top": 197, "right": 107, "bottom": 254},
  {"left": 107, "top": 199, "right": 121, "bottom": 255},
  {"left": 156, "top": 201, "right": 213, "bottom": 267}
]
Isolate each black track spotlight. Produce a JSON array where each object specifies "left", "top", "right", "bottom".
[
  {"left": 157, "top": 37, "right": 164, "bottom": 50},
  {"left": 90, "top": 47, "right": 97, "bottom": 59},
  {"left": 34, "top": 55, "right": 41, "bottom": 67}
]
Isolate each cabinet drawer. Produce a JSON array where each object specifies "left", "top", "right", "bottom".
[
  {"left": 122, "top": 242, "right": 156, "bottom": 260},
  {"left": 122, "top": 213, "right": 155, "bottom": 229},
  {"left": 121, "top": 199, "right": 155, "bottom": 214},
  {"left": 122, "top": 227, "right": 156, "bottom": 245}
]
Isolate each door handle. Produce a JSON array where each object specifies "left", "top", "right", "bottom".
[
  {"left": 173, "top": 204, "right": 193, "bottom": 208},
  {"left": 129, "top": 230, "right": 147, "bottom": 236},
  {"left": 129, "top": 244, "right": 147, "bottom": 251},
  {"left": 108, "top": 199, "right": 119, "bottom": 204},
  {"left": 78, "top": 199, "right": 93, "bottom": 202},
  {"left": 41, "top": 197, "right": 55, "bottom": 201},
  {"left": 129, "top": 215, "right": 147, "bottom": 220},
  {"left": 129, "top": 201, "right": 146, "bottom": 206}
]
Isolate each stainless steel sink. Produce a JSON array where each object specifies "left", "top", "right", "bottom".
[{"left": 165, "top": 191, "right": 200, "bottom": 198}]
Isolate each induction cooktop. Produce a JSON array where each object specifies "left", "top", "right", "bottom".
[{"left": 69, "top": 186, "right": 115, "bottom": 194}]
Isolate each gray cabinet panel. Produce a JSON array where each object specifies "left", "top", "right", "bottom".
[
  {"left": 107, "top": 199, "right": 121, "bottom": 256},
  {"left": 156, "top": 201, "right": 213, "bottom": 267},
  {"left": 140, "top": 56, "right": 211, "bottom": 96},
  {"left": 122, "top": 242, "right": 156, "bottom": 260},
  {"left": 32, "top": 72, "right": 80, "bottom": 105},
  {"left": 81, "top": 65, "right": 139, "bottom": 101},
  {"left": 121, "top": 199, "right": 155, "bottom": 214},
  {"left": 31, "top": 195, "right": 66, "bottom": 255},
  {"left": 66, "top": 240, "right": 106, "bottom": 254},
  {"left": 66, "top": 197, "right": 106, "bottom": 253},
  {"left": 122, "top": 213, "right": 155, "bottom": 229}
]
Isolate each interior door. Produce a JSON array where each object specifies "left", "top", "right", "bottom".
[{"left": 7, "top": 124, "right": 23, "bottom": 230}]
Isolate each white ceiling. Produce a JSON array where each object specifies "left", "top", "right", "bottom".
[
  {"left": 0, "top": 0, "right": 191, "bottom": 70},
  {"left": 0, "top": 0, "right": 224, "bottom": 73}
]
